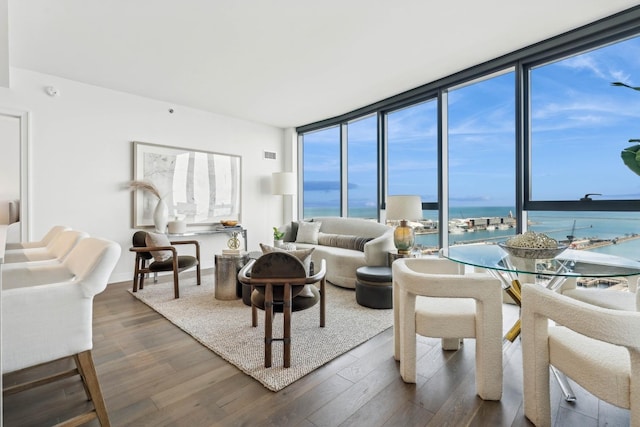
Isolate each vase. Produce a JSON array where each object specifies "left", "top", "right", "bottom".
[{"left": 153, "top": 198, "right": 169, "bottom": 233}]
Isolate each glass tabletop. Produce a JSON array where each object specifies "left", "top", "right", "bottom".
[{"left": 442, "top": 244, "right": 640, "bottom": 278}]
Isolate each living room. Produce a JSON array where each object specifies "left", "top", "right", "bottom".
[{"left": 3, "top": 1, "right": 640, "bottom": 426}]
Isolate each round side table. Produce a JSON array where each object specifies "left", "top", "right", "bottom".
[{"left": 214, "top": 252, "right": 249, "bottom": 300}]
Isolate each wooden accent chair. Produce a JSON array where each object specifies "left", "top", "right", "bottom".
[
  {"left": 521, "top": 283, "right": 640, "bottom": 426},
  {"left": 238, "top": 252, "right": 327, "bottom": 368},
  {"left": 392, "top": 257, "right": 503, "bottom": 400},
  {"left": 130, "top": 230, "right": 201, "bottom": 299},
  {"left": 2, "top": 237, "right": 121, "bottom": 426}
]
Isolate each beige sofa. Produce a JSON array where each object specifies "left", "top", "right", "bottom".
[{"left": 278, "top": 217, "right": 395, "bottom": 289}]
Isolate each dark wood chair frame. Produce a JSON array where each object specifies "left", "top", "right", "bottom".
[
  {"left": 130, "top": 237, "right": 201, "bottom": 299},
  {"left": 238, "top": 256, "right": 326, "bottom": 368}
]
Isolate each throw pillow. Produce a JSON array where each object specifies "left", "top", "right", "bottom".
[
  {"left": 145, "top": 231, "right": 172, "bottom": 262},
  {"left": 259, "top": 244, "right": 317, "bottom": 298},
  {"left": 317, "top": 232, "right": 372, "bottom": 252},
  {"left": 295, "top": 221, "right": 322, "bottom": 244},
  {"left": 259, "top": 243, "right": 314, "bottom": 275}
]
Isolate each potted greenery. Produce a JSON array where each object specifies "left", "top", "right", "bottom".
[
  {"left": 273, "top": 226, "right": 285, "bottom": 247},
  {"left": 613, "top": 82, "right": 640, "bottom": 176}
]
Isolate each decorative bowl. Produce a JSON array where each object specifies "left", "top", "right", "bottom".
[
  {"left": 498, "top": 242, "right": 568, "bottom": 259},
  {"left": 220, "top": 220, "right": 238, "bottom": 227}
]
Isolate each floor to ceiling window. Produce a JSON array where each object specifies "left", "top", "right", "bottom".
[
  {"left": 297, "top": 9, "right": 640, "bottom": 260},
  {"left": 386, "top": 100, "right": 439, "bottom": 251},
  {"left": 527, "top": 35, "right": 640, "bottom": 258},
  {"left": 301, "top": 126, "right": 341, "bottom": 219},
  {"left": 346, "top": 115, "right": 378, "bottom": 218},
  {"left": 447, "top": 71, "right": 516, "bottom": 245}
]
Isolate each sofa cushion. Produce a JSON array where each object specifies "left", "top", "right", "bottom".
[
  {"left": 318, "top": 232, "right": 372, "bottom": 252},
  {"left": 296, "top": 221, "right": 322, "bottom": 244},
  {"left": 145, "top": 232, "right": 172, "bottom": 262},
  {"left": 290, "top": 220, "right": 300, "bottom": 241}
]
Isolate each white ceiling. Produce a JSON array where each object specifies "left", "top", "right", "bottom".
[{"left": 8, "top": 0, "right": 640, "bottom": 128}]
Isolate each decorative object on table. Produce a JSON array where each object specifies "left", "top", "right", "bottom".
[
  {"left": 221, "top": 220, "right": 238, "bottom": 227},
  {"left": 499, "top": 231, "right": 568, "bottom": 259},
  {"left": 386, "top": 195, "right": 423, "bottom": 254},
  {"left": 167, "top": 218, "right": 187, "bottom": 234},
  {"left": 127, "top": 180, "right": 168, "bottom": 233},
  {"left": 133, "top": 141, "right": 241, "bottom": 228},
  {"left": 227, "top": 230, "right": 241, "bottom": 251},
  {"left": 273, "top": 226, "right": 285, "bottom": 248}
]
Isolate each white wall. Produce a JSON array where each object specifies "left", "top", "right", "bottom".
[{"left": 0, "top": 68, "right": 291, "bottom": 282}]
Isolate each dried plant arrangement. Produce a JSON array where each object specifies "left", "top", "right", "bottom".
[{"left": 128, "top": 180, "right": 161, "bottom": 199}]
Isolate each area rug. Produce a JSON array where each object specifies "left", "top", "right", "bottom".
[{"left": 128, "top": 276, "right": 393, "bottom": 391}]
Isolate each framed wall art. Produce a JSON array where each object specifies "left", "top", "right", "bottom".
[{"left": 133, "top": 141, "right": 241, "bottom": 228}]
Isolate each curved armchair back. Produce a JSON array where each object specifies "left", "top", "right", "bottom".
[{"left": 522, "top": 282, "right": 640, "bottom": 426}]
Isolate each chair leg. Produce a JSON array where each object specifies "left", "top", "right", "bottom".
[
  {"left": 173, "top": 258, "right": 180, "bottom": 299},
  {"left": 251, "top": 286, "right": 258, "bottom": 327},
  {"left": 264, "top": 284, "right": 274, "bottom": 368},
  {"left": 132, "top": 256, "right": 141, "bottom": 292},
  {"left": 283, "top": 283, "right": 292, "bottom": 368},
  {"left": 319, "top": 277, "right": 326, "bottom": 327},
  {"left": 75, "top": 350, "right": 111, "bottom": 427}
]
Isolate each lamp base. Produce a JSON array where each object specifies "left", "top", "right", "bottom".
[{"left": 394, "top": 220, "right": 415, "bottom": 255}]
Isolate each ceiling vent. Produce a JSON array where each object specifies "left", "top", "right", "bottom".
[{"left": 264, "top": 151, "right": 277, "bottom": 160}]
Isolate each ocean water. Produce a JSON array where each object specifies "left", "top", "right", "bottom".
[{"left": 304, "top": 206, "right": 640, "bottom": 260}]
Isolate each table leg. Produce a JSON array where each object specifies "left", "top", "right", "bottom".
[{"left": 551, "top": 365, "right": 577, "bottom": 401}]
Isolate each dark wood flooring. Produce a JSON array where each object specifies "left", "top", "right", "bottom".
[{"left": 2, "top": 271, "right": 630, "bottom": 426}]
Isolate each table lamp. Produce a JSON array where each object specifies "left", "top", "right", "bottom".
[{"left": 386, "top": 195, "right": 422, "bottom": 254}]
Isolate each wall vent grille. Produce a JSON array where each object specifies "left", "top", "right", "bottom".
[{"left": 264, "top": 151, "right": 277, "bottom": 160}]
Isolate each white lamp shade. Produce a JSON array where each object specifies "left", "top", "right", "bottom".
[
  {"left": 272, "top": 172, "right": 296, "bottom": 195},
  {"left": 386, "top": 195, "right": 422, "bottom": 220}
]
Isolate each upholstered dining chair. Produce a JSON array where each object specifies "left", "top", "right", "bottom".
[
  {"left": 4, "top": 224, "right": 69, "bottom": 250},
  {"left": 130, "top": 230, "right": 201, "bottom": 299},
  {"left": 3, "top": 229, "right": 87, "bottom": 264},
  {"left": 559, "top": 275, "right": 640, "bottom": 311},
  {"left": 392, "top": 257, "right": 504, "bottom": 400},
  {"left": 237, "top": 251, "right": 327, "bottom": 368},
  {"left": 521, "top": 283, "right": 640, "bottom": 426},
  {"left": 2, "top": 237, "right": 121, "bottom": 426}
]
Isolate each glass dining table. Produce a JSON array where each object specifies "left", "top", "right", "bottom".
[{"left": 441, "top": 243, "right": 640, "bottom": 401}]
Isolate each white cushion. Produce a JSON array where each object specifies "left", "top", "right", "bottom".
[
  {"left": 295, "top": 221, "right": 322, "bottom": 244},
  {"left": 145, "top": 232, "right": 172, "bottom": 262}
]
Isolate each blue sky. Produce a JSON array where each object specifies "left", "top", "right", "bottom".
[{"left": 303, "top": 35, "right": 640, "bottom": 212}]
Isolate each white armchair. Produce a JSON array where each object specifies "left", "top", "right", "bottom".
[
  {"left": 521, "top": 283, "right": 640, "bottom": 426},
  {"left": 2, "top": 237, "right": 121, "bottom": 426},
  {"left": 392, "top": 257, "right": 503, "bottom": 400}
]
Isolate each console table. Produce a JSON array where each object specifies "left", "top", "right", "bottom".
[{"left": 168, "top": 226, "right": 247, "bottom": 251}]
